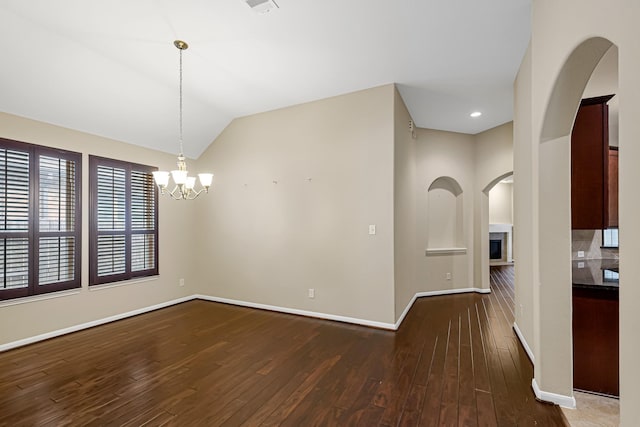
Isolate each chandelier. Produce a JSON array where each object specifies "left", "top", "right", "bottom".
[{"left": 152, "top": 40, "right": 213, "bottom": 200}]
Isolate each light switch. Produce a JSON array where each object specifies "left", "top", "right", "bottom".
[
  {"left": 578, "top": 262, "right": 585, "bottom": 269},
  {"left": 369, "top": 224, "right": 376, "bottom": 235},
  {"left": 577, "top": 251, "right": 585, "bottom": 258}
]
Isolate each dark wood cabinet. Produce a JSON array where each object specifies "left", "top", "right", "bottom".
[
  {"left": 571, "top": 95, "right": 615, "bottom": 230},
  {"left": 573, "top": 285, "right": 619, "bottom": 396}
]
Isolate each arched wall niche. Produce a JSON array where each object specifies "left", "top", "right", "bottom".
[{"left": 426, "top": 176, "right": 464, "bottom": 250}]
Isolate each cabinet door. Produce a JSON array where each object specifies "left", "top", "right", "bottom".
[{"left": 571, "top": 95, "right": 613, "bottom": 230}]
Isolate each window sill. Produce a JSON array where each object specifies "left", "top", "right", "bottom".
[
  {"left": 89, "top": 275, "right": 159, "bottom": 292},
  {"left": 0, "top": 288, "right": 81, "bottom": 308},
  {"left": 425, "top": 247, "right": 467, "bottom": 256}
]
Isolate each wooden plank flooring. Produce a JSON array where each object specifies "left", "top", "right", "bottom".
[{"left": 0, "top": 266, "right": 566, "bottom": 426}]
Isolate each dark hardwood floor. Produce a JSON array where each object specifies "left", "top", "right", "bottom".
[{"left": 0, "top": 266, "right": 566, "bottom": 426}]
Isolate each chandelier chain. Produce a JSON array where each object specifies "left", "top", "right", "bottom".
[{"left": 179, "top": 46, "right": 184, "bottom": 156}]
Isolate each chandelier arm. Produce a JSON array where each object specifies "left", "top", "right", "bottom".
[{"left": 168, "top": 185, "right": 184, "bottom": 200}]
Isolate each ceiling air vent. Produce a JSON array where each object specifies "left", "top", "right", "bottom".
[{"left": 245, "top": 0, "right": 279, "bottom": 14}]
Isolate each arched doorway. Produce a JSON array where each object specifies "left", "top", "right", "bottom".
[
  {"left": 535, "top": 37, "right": 618, "bottom": 406},
  {"left": 478, "top": 172, "right": 514, "bottom": 291}
]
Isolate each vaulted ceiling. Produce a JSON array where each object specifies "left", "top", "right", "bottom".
[{"left": 0, "top": 0, "right": 531, "bottom": 158}]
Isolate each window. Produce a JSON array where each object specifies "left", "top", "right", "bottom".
[
  {"left": 0, "top": 138, "right": 81, "bottom": 301},
  {"left": 89, "top": 156, "right": 158, "bottom": 285},
  {"left": 602, "top": 228, "right": 619, "bottom": 248}
]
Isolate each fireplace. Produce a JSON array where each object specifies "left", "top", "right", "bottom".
[
  {"left": 490, "top": 239, "right": 502, "bottom": 260},
  {"left": 489, "top": 224, "right": 513, "bottom": 264}
]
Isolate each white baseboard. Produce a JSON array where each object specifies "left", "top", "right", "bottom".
[
  {"left": 394, "top": 294, "right": 418, "bottom": 329},
  {"left": 194, "top": 294, "right": 397, "bottom": 330},
  {"left": 1, "top": 287, "right": 494, "bottom": 353},
  {"left": 532, "top": 379, "right": 576, "bottom": 409},
  {"left": 394, "top": 287, "right": 491, "bottom": 329},
  {"left": 199, "top": 287, "right": 491, "bottom": 332},
  {"left": 513, "top": 322, "right": 535, "bottom": 363},
  {"left": 416, "top": 287, "right": 491, "bottom": 298},
  {"left": 0, "top": 295, "right": 196, "bottom": 353}
]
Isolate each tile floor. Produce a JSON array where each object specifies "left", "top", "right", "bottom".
[{"left": 561, "top": 391, "right": 619, "bottom": 426}]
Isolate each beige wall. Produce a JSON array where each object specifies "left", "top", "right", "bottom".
[
  {"left": 393, "top": 88, "right": 417, "bottom": 320},
  {"left": 489, "top": 183, "right": 513, "bottom": 225},
  {"left": 0, "top": 113, "right": 197, "bottom": 347},
  {"left": 513, "top": 42, "right": 537, "bottom": 366},
  {"left": 516, "top": 1, "right": 640, "bottom": 423},
  {"left": 193, "top": 85, "right": 396, "bottom": 325},
  {"left": 415, "top": 129, "right": 475, "bottom": 290}
]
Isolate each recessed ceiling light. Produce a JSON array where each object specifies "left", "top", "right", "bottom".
[{"left": 470, "top": 111, "right": 482, "bottom": 118}]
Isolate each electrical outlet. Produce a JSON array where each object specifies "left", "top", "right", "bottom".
[
  {"left": 179, "top": 278, "right": 185, "bottom": 287},
  {"left": 446, "top": 272, "right": 451, "bottom": 280},
  {"left": 308, "top": 288, "right": 315, "bottom": 299}
]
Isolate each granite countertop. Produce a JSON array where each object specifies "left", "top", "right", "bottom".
[{"left": 572, "top": 258, "right": 619, "bottom": 290}]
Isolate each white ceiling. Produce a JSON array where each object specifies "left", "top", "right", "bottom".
[{"left": 0, "top": 0, "right": 531, "bottom": 158}]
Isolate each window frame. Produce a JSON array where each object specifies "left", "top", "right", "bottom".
[
  {"left": 89, "top": 156, "right": 158, "bottom": 286},
  {"left": 0, "top": 137, "right": 82, "bottom": 301}
]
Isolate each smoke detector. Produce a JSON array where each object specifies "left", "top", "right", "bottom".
[{"left": 245, "top": 0, "right": 279, "bottom": 14}]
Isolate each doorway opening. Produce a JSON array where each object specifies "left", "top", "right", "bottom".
[
  {"left": 570, "top": 45, "right": 619, "bottom": 398},
  {"left": 488, "top": 174, "right": 514, "bottom": 266},
  {"left": 536, "top": 36, "right": 619, "bottom": 410}
]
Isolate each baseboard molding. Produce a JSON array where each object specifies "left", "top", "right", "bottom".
[
  {"left": 513, "top": 322, "right": 535, "bottom": 363},
  {"left": 394, "top": 294, "right": 418, "bottom": 329},
  {"left": 532, "top": 379, "right": 576, "bottom": 409},
  {"left": 394, "top": 287, "right": 491, "bottom": 329},
  {"left": 0, "top": 295, "right": 196, "bottom": 353},
  {"left": 195, "top": 294, "right": 397, "bottom": 330},
  {"left": 416, "top": 287, "right": 491, "bottom": 298},
  {"left": 1, "top": 287, "right": 494, "bottom": 352}
]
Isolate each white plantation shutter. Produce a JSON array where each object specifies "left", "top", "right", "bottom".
[
  {"left": 0, "top": 139, "right": 81, "bottom": 301},
  {"left": 38, "top": 155, "right": 78, "bottom": 287},
  {"left": 38, "top": 236, "right": 75, "bottom": 285},
  {"left": 90, "top": 157, "right": 158, "bottom": 285},
  {"left": 95, "top": 165, "right": 126, "bottom": 278},
  {"left": 0, "top": 147, "right": 30, "bottom": 292},
  {"left": 131, "top": 170, "right": 155, "bottom": 272}
]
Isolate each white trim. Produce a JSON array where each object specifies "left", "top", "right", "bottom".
[
  {"left": 89, "top": 275, "right": 159, "bottom": 292},
  {"left": 1, "top": 288, "right": 494, "bottom": 353},
  {"left": 0, "top": 295, "right": 195, "bottom": 353},
  {"left": 513, "top": 322, "right": 535, "bottom": 363},
  {"left": 425, "top": 247, "right": 467, "bottom": 256},
  {"left": 194, "top": 294, "right": 397, "bottom": 330},
  {"left": 532, "top": 379, "right": 576, "bottom": 409},
  {"left": 0, "top": 289, "right": 81, "bottom": 308},
  {"left": 394, "top": 287, "right": 491, "bottom": 329},
  {"left": 415, "top": 287, "right": 491, "bottom": 297},
  {"left": 394, "top": 294, "right": 418, "bottom": 329}
]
